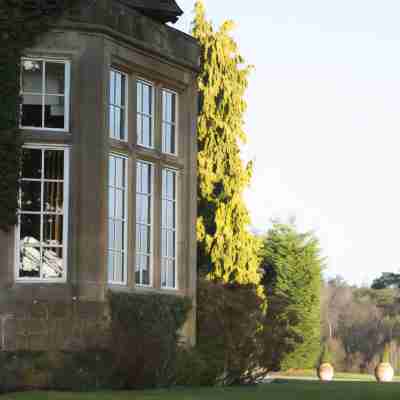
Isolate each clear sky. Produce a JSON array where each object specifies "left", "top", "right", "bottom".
[{"left": 174, "top": 0, "right": 400, "bottom": 286}]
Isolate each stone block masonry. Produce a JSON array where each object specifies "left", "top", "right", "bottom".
[{"left": 0, "top": 301, "right": 109, "bottom": 352}]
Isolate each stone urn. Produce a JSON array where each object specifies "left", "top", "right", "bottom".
[
  {"left": 318, "top": 363, "right": 334, "bottom": 382},
  {"left": 375, "top": 363, "right": 394, "bottom": 383}
]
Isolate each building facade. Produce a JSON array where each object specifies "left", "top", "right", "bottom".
[{"left": 0, "top": 0, "right": 199, "bottom": 350}]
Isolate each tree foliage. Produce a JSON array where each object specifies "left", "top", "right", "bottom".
[
  {"left": 192, "top": 1, "right": 261, "bottom": 286},
  {"left": 259, "top": 223, "right": 323, "bottom": 370},
  {"left": 0, "top": 0, "right": 79, "bottom": 231},
  {"left": 372, "top": 272, "right": 400, "bottom": 290}
]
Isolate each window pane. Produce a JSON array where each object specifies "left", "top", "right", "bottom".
[
  {"left": 22, "top": 95, "right": 42, "bottom": 127},
  {"left": 109, "top": 156, "right": 116, "bottom": 187},
  {"left": 137, "top": 81, "right": 153, "bottom": 147},
  {"left": 43, "top": 182, "right": 64, "bottom": 213},
  {"left": 20, "top": 214, "right": 41, "bottom": 245},
  {"left": 21, "top": 181, "right": 41, "bottom": 212},
  {"left": 114, "top": 107, "right": 121, "bottom": 139},
  {"left": 137, "top": 114, "right": 142, "bottom": 144},
  {"left": 43, "top": 215, "right": 63, "bottom": 246},
  {"left": 45, "top": 62, "right": 65, "bottom": 95},
  {"left": 108, "top": 220, "right": 115, "bottom": 249},
  {"left": 141, "top": 115, "right": 151, "bottom": 147},
  {"left": 114, "top": 220, "right": 124, "bottom": 250},
  {"left": 109, "top": 70, "right": 115, "bottom": 104},
  {"left": 113, "top": 252, "right": 123, "bottom": 283},
  {"left": 42, "top": 247, "right": 63, "bottom": 278},
  {"left": 22, "top": 148, "right": 42, "bottom": 179},
  {"left": 44, "top": 150, "right": 64, "bottom": 180},
  {"left": 19, "top": 246, "right": 41, "bottom": 278},
  {"left": 108, "top": 155, "right": 127, "bottom": 284},
  {"left": 115, "top": 158, "right": 125, "bottom": 188},
  {"left": 22, "top": 60, "right": 43, "bottom": 93},
  {"left": 108, "top": 253, "right": 114, "bottom": 282},
  {"left": 137, "top": 81, "right": 142, "bottom": 112},
  {"left": 44, "top": 95, "right": 65, "bottom": 129},
  {"left": 142, "top": 83, "right": 152, "bottom": 115}
]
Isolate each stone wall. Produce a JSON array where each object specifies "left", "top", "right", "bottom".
[{"left": 0, "top": 301, "right": 109, "bottom": 352}]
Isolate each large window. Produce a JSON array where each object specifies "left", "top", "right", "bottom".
[
  {"left": 136, "top": 80, "right": 154, "bottom": 148},
  {"left": 108, "top": 154, "right": 128, "bottom": 285},
  {"left": 161, "top": 169, "right": 177, "bottom": 289},
  {"left": 136, "top": 161, "right": 153, "bottom": 286},
  {"left": 109, "top": 69, "right": 127, "bottom": 141},
  {"left": 20, "top": 58, "right": 70, "bottom": 131},
  {"left": 17, "top": 146, "right": 69, "bottom": 281},
  {"left": 162, "top": 89, "right": 177, "bottom": 155}
]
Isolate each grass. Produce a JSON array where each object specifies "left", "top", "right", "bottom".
[{"left": 2, "top": 382, "right": 400, "bottom": 400}]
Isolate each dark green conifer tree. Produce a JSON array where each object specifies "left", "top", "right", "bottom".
[{"left": 260, "top": 223, "right": 323, "bottom": 370}]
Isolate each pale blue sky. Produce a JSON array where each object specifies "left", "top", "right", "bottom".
[{"left": 174, "top": 0, "right": 400, "bottom": 285}]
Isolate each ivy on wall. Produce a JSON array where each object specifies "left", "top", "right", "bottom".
[{"left": 0, "top": 0, "right": 79, "bottom": 232}]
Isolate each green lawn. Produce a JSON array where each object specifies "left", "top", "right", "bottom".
[{"left": 2, "top": 382, "right": 400, "bottom": 400}]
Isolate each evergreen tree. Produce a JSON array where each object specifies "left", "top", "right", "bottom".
[
  {"left": 192, "top": 1, "right": 261, "bottom": 286},
  {"left": 260, "top": 223, "right": 323, "bottom": 370}
]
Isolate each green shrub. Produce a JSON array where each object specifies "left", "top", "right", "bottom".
[
  {"left": 51, "top": 350, "right": 122, "bottom": 391},
  {"left": 174, "top": 348, "right": 209, "bottom": 386},
  {"left": 196, "top": 278, "right": 266, "bottom": 385},
  {"left": 108, "top": 291, "right": 192, "bottom": 389},
  {"left": 0, "top": 351, "right": 51, "bottom": 393}
]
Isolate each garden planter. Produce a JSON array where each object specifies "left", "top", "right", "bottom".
[
  {"left": 375, "top": 363, "right": 394, "bottom": 383},
  {"left": 318, "top": 363, "right": 334, "bottom": 381}
]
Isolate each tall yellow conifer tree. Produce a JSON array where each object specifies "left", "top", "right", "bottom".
[{"left": 192, "top": 2, "right": 261, "bottom": 286}]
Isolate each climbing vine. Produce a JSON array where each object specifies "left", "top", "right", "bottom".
[{"left": 0, "top": 0, "right": 79, "bottom": 232}]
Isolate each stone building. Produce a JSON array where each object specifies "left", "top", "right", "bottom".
[{"left": 0, "top": 0, "right": 199, "bottom": 350}]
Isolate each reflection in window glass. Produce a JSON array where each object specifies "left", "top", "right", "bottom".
[
  {"left": 162, "top": 90, "right": 177, "bottom": 154},
  {"left": 136, "top": 161, "right": 153, "bottom": 286},
  {"left": 108, "top": 154, "right": 128, "bottom": 284},
  {"left": 136, "top": 80, "right": 153, "bottom": 148},
  {"left": 21, "top": 59, "right": 68, "bottom": 130},
  {"left": 18, "top": 147, "right": 68, "bottom": 280},
  {"left": 109, "top": 69, "right": 127, "bottom": 141},
  {"left": 161, "top": 169, "right": 177, "bottom": 289}
]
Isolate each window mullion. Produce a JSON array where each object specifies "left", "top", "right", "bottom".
[{"left": 42, "top": 61, "right": 46, "bottom": 128}]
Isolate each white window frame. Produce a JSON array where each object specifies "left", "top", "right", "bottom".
[
  {"left": 136, "top": 79, "right": 155, "bottom": 149},
  {"left": 161, "top": 168, "right": 178, "bottom": 290},
  {"left": 135, "top": 160, "right": 154, "bottom": 288},
  {"left": 109, "top": 68, "right": 128, "bottom": 142},
  {"left": 108, "top": 153, "right": 129, "bottom": 286},
  {"left": 15, "top": 144, "right": 70, "bottom": 283},
  {"left": 20, "top": 57, "right": 71, "bottom": 132},
  {"left": 161, "top": 88, "right": 178, "bottom": 156}
]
